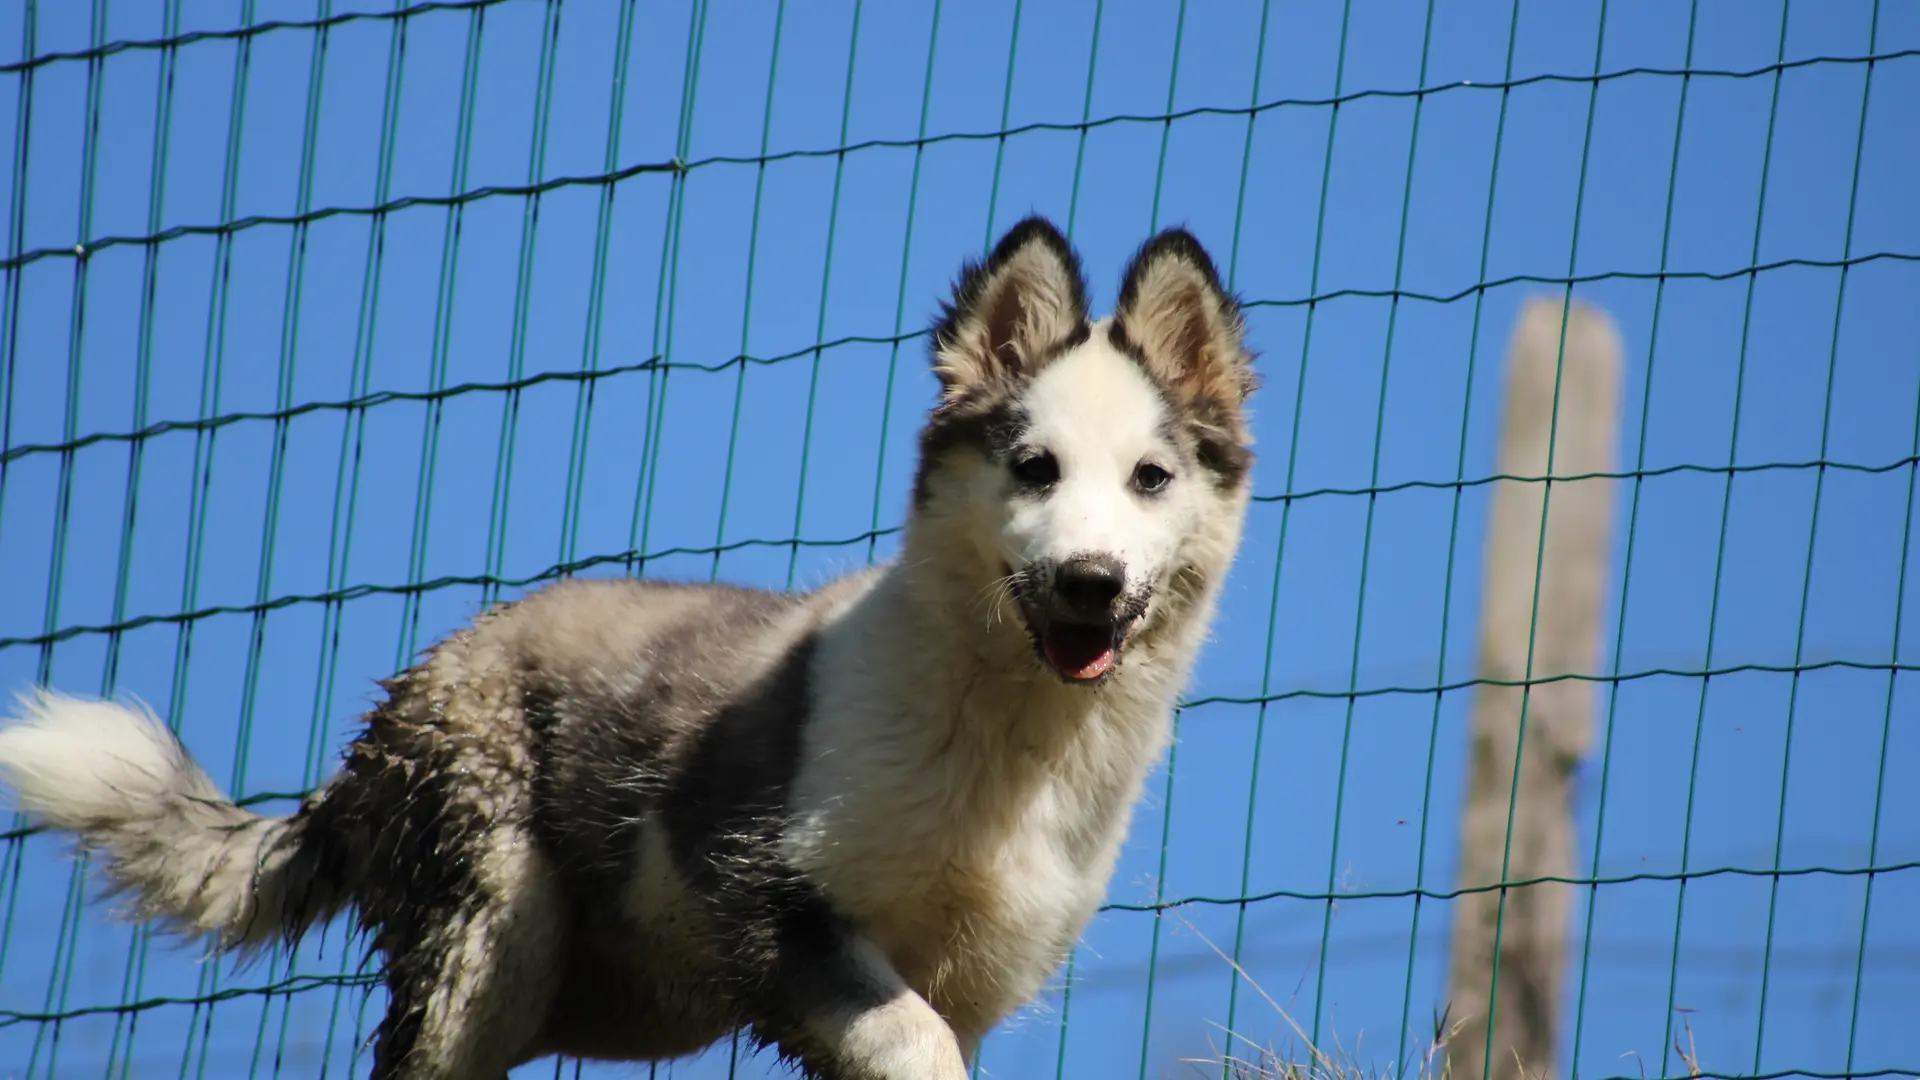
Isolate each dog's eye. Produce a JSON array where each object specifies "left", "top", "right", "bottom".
[
  {"left": 1011, "top": 451, "right": 1059, "bottom": 487},
  {"left": 1132, "top": 462, "right": 1173, "bottom": 494}
]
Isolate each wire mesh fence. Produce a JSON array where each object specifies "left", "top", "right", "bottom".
[{"left": 0, "top": 0, "right": 1914, "bottom": 1078}]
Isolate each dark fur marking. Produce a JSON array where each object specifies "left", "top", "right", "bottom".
[
  {"left": 1193, "top": 429, "right": 1254, "bottom": 486},
  {"left": 1055, "top": 317, "right": 1092, "bottom": 354},
  {"left": 651, "top": 632, "right": 891, "bottom": 1068},
  {"left": 759, "top": 892, "right": 906, "bottom": 1073},
  {"left": 1105, "top": 323, "right": 1254, "bottom": 490},
  {"left": 311, "top": 580, "right": 838, "bottom": 1074},
  {"left": 911, "top": 395, "right": 1028, "bottom": 508},
  {"left": 531, "top": 585, "right": 804, "bottom": 896},
  {"left": 661, "top": 632, "right": 815, "bottom": 886},
  {"left": 297, "top": 683, "right": 500, "bottom": 1080}
]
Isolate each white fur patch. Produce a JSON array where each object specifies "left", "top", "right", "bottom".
[
  {"left": 1007, "top": 334, "right": 1194, "bottom": 581},
  {"left": 0, "top": 690, "right": 306, "bottom": 949},
  {"left": 830, "top": 995, "right": 969, "bottom": 1080},
  {"left": 0, "top": 690, "right": 218, "bottom": 828}
]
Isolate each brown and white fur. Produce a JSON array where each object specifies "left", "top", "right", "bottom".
[{"left": 0, "top": 217, "right": 1256, "bottom": 1080}]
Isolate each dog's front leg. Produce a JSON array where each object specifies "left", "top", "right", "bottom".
[{"left": 775, "top": 935, "right": 969, "bottom": 1080}]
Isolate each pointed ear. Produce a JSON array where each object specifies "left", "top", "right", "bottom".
[
  {"left": 932, "top": 216, "right": 1090, "bottom": 400},
  {"left": 1111, "top": 228, "right": 1257, "bottom": 478},
  {"left": 1111, "top": 228, "right": 1256, "bottom": 418}
]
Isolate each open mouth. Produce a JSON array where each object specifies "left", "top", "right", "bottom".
[
  {"left": 1004, "top": 563, "right": 1146, "bottom": 684},
  {"left": 1037, "top": 620, "right": 1124, "bottom": 682}
]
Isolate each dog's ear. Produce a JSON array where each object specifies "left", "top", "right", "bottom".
[
  {"left": 933, "top": 216, "right": 1090, "bottom": 400},
  {"left": 1111, "top": 228, "right": 1257, "bottom": 424},
  {"left": 1112, "top": 228, "right": 1257, "bottom": 484}
]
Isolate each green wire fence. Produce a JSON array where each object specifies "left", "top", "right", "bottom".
[{"left": 0, "top": 1, "right": 1914, "bottom": 1078}]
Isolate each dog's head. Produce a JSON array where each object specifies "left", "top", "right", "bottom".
[{"left": 911, "top": 217, "right": 1257, "bottom": 685}]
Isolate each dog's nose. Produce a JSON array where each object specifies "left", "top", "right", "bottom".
[{"left": 1054, "top": 556, "right": 1126, "bottom": 617}]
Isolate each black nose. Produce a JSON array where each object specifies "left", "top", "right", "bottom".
[{"left": 1054, "top": 556, "right": 1126, "bottom": 617}]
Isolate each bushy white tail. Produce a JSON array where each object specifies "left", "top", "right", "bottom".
[{"left": 0, "top": 691, "right": 326, "bottom": 951}]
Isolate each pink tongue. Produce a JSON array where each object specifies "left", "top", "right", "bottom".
[{"left": 1044, "top": 626, "right": 1116, "bottom": 680}]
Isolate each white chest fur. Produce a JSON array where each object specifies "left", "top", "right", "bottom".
[{"left": 785, "top": 572, "right": 1178, "bottom": 1040}]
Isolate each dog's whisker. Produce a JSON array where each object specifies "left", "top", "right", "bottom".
[{"left": 969, "top": 570, "right": 1025, "bottom": 632}]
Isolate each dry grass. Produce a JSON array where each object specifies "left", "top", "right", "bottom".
[
  {"left": 1174, "top": 914, "right": 1470, "bottom": 1080},
  {"left": 1615, "top": 1011, "right": 1706, "bottom": 1080},
  {"left": 1179, "top": 913, "right": 1711, "bottom": 1080}
]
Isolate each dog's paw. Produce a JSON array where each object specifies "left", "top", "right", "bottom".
[{"left": 833, "top": 992, "right": 969, "bottom": 1080}]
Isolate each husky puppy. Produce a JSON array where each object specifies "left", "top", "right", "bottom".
[{"left": 0, "top": 217, "right": 1256, "bottom": 1079}]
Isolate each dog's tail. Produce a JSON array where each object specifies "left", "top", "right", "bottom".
[{"left": 0, "top": 691, "right": 348, "bottom": 953}]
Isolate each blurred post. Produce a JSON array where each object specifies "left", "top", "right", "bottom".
[{"left": 1446, "top": 298, "right": 1620, "bottom": 1080}]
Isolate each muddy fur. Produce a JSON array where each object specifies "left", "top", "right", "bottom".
[{"left": 0, "top": 216, "right": 1257, "bottom": 1080}]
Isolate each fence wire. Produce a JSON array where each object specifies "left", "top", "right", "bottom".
[{"left": 0, "top": 2, "right": 1914, "bottom": 1079}]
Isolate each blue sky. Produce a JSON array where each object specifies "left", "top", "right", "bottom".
[{"left": 0, "top": 1, "right": 1916, "bottom": 1078}]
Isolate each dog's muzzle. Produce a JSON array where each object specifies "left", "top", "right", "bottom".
[{"left": 1016, "top": 555, "right": 1148, "bottom": 683}]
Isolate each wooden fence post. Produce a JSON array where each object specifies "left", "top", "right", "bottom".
[{"left": 1445, "top": 297, "right": 1621, "bottom": 1080}]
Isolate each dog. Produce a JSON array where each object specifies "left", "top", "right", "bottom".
[{"left": 0, "top": 216, "right": 1256, "bottom": 1079}]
